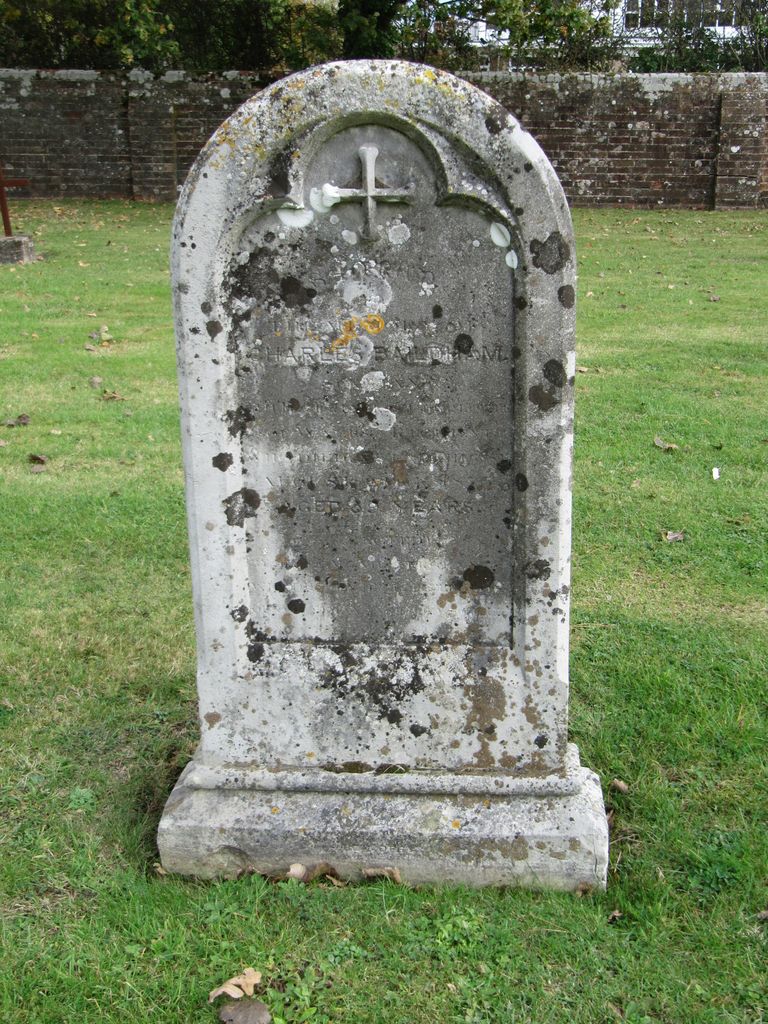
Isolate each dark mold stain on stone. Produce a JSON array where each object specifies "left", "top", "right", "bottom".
[
  {"left": 454, "top": 333, "right": 474, "bottom": 355},
  {"left": 529, "top": 232, "right": 570, "bottom": 274},
  {"left": 223, "top": 488, "right": 261, "bottom": 527},
  {"left": 463, "top": 565, "right": 495, "bottom": 590},
  {"left": 288, "top": 397, "right": 301, "bottom": 411},
  {"left": 558, "top": 284, "right": 575, "bottom": 308},
  {"left": 231, "top": 605, "right": 249, "bottom": 623},
  {"left": 514, "top": 296, "right": 528, "bottom": 310},
  {"left": 204, "top": 711, "right": 221, "bottom": 726},
  {"left": 212, "top": 452, "right": 234, "bottom": 472},
  {"left": 279, "top": 275, "right": 317, "bottom": 309},
  {"left": 320, "top": 646, "right": 425, "bottom": 726},
  {"left": 432, "top": 304, "right": 443, "bottom": 319},
  {"left": 247, "top": 642, "right": 265, "bottom": 662},
  {"left": 496, "top": 459, "right": 512, "bottom": 473},
  {"left": 525, "top": 558, "right": 551, "bottom": 580},
  {"left": 276, "top": 503, "right": 296, "bottom": 517},
  {"left": 355, "top": 401, "right": 375, "bottom": 422},
  {"left": 296, "top": 554, "right": 308, "bottom": 569},
  {"left": 410, "top": 723, "right": 429, "bottom": 737},
  {"left": 524, "top": 162, "right": 533, "bottom": 172},
  {"left": 200, "top": 301, "right": 212, "bottom": 315},
  {"left": 543, "top": 359, "right": 567, "bottom": 388},
  {"left": 441, "top": 426, "right": 450, "bottom": 438},
  {"left": 515, "top": 472, "right": 529, "bottom": 492},
  {"left": 528, "top": 384, "right": 559, "bottom": 412},
  {"left": 485, "top": 106, "right": 508, "bottom": 135},
  {"left": 274, "top": 581, "right": 286, "bottom": 592},
  {"left": 225, "top": 405, "right": 255, "bottom": 437},
  {"left": 267, "top": 150, "right": 291, "bottom": 197},
  {"left": 535, "top": 734, "right": 549, "bottom": 748},
  {"left": 287, "top": 598, "right": 306, "bottom": 614},
  {"left": 354, "top": 449, "right": 375, "bottom": 464},
  {"left": 205, "top": 319, "right": 223, "bottom": 338}
]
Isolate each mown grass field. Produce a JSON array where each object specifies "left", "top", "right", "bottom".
[{"left": 1, "top": 202, "right": 766, "bottom": 1024}]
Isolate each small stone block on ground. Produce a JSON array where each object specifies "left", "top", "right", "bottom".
[{"left": 0, "top": 235, "right": 35, "bottom": 264}]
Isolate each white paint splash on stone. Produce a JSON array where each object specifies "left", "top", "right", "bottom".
[
  {"left": 360, "top": 371, "right": 385, "bottom": 393},
  {"left": 505, "top": 249, "right": 518, "bottom": 269},
  {"left": 387, "top": 221, "right": 411, "bottom": 245},
  {"left": 490, "top": 222, "right": 511, "bottom": 247},
  {"left": 277, "top": 207, "right": 314, "bottom": 228},
  {"left": 310, "top": 183, "right": 343, "bottom": 213},
  {"left": 370, "top": 407, "right": 396, "bottom": 431},
  {"left": 341, "top": 229, "right": 358, "bottom": 245}
]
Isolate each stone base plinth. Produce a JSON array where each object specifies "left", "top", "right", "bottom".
[
  {"left": 158, "top": 745, "right": 608, "bottom": 890},
  {"left": 0, "top": 235, "right": 35, "bottom": 264}
]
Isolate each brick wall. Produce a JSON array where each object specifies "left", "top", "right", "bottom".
[{"left": 1, "top": 68, "right": 765, "bottom": 208}]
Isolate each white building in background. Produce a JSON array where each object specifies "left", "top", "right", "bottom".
[{"left": 467, "top": 0, "right": 750, "bottom": 49}]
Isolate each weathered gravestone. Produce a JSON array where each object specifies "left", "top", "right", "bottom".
[{"left": 158, "top": 61, "right": 609, "bottom": 889}]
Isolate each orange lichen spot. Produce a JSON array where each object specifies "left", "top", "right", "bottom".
[
  {"left": 271, "top": 806, "right": 281, "bottom": 814},
  {"left": 360, "top": 313, "right": 385, "bottom": 334},
  {"left": 451, "top": 819, "right": 461, "bottom": 829}
]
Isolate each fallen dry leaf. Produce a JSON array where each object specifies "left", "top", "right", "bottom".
[
  {"left": 756, "top": 909, "right": 768, "bottom": 922},
  {"left": 88, "top": 376, "right": 103, "bottom": 389},
  {"left": 84, "top": 343, "right": 98, "bottom": 352},
  {"left": 607, "top": 909, "right": 623, "bottom": 924},
  {"left": 100, "top": 390, "right": 126, "bottom": 401},
  {"left": 575, "top": 881, "right": 593, "bottom": 897},
  {"left": 28, "top": 453, "right": 48, "bottom": 465},
  {"left": 0, "top": 439, "right": 8, "bottom": 447},
  {"left": 4, "top": 414, "right": 30, "bottom": 427},
  {"left": 78, "top": 260, "right": 90, "bottom": 267},
  {"left": 218, "top": 1001, "right": 272, "bottom": 1024},
  {"left": 209, "top": 968, "right": 263, "bottom": 1003},
  {"left": 653, "top": 436, "right": 679, "bottom": 452},
  {"left": 362, "top": 866, "right": 403, "bottom": 884},
  {"left": 153, "top": 862, "right": 168, "bottom": 876},
  {"left": 663, "top": 530, "right": 685, "bottom": 543},
  {"left": 50, "top": 428, "right": 62, "bottom": 435},
  {"left": 708, "top": 294, "right": 720, "bottom": 302},
  {"left": 611, "top": 778, "right": 629, "bottom": 795},
  {"left": 286, "top": 862, "right": 337, "bottom": 883},
  {"left": 30, "top": 464, "right": 46, "bottom": 474}
]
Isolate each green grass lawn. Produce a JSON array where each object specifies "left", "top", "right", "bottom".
[{"left": 1, "top": 202, "right": 766, "bottom": 1024}]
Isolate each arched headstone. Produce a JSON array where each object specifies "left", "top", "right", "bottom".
[{"left": 159, "top": 61, "right": 608, "bottom": 889}]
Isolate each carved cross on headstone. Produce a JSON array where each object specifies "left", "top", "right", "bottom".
[
  {"left": 335, "top": 145, "right": 413, "bottom": 238},
  {"left": 0, "top": 163, "right": 30, "bottom": 237}
]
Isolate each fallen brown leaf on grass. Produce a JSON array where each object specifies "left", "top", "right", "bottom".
[
  {"left": 756, "top": 909, "right": 768, "bottom": 923},
  {"left": 4, "top": 414, "right": 30, "bottom": 427},
  {"left": 286, "top": 862, "right": 337, "bottom": 883},
  {"left": 663, "top": 530, "right": 685, "bottom": 543},
  {"left": 218, "top": 1000, "right": 272, "bottom": 1024},
  {"left": 209, "top": 968, "right": 263, "bottom": 1003},
  {"left": 0, "top": 439, "right": 8, "bottom": 448},
  {"left": 653, "top": 436, "right": 679, "bottom": 451},
  {"left": 362, "top": 866, "right": 403, "bottom": 884},
  {"left": 89, "top": 376, "right": 103, "bottom": 389},
  {"left": 611, "top": 779, "right": 629, "bottom": 795},
  {"left": 28, "top": 454, "right": 48, "bottom": 467},
  {"left": 607, "top": 909, "right": 623, "bottom": 924},
  {"left": 84, "top": 343, "right": 98, "bottom": 352},
  {"left": 100, "top": 390, "right": 126, "bottom": 401},
  {"left": 575, "top": 881, "right": 593, "bottom": 897}
]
